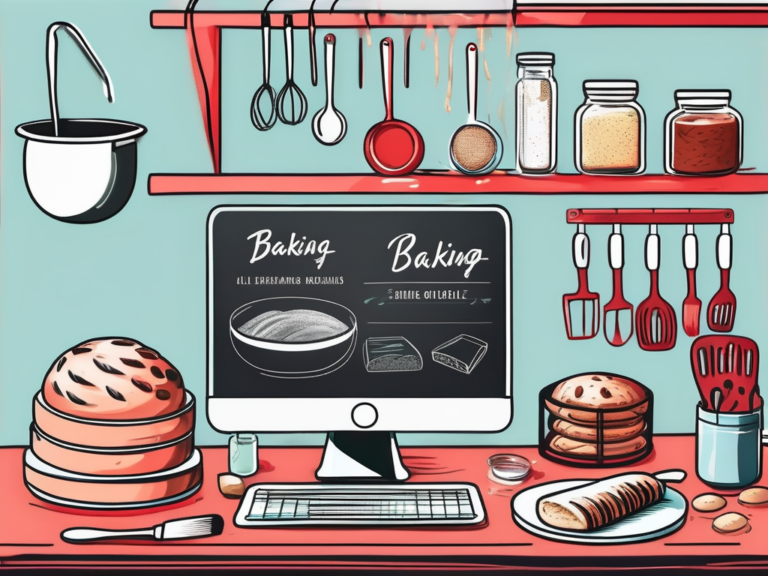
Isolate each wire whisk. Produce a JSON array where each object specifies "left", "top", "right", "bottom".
[
  {"left": 251, "top": 11, "right": 277, "bottom": 131},
  {"left": 276, "top": 14, "right": 307, "bottom": 126}
]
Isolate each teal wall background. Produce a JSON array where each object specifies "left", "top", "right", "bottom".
[{"left": 2, "top": 0, "right": 767, "bottom": 447}]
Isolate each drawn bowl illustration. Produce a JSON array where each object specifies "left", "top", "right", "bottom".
[
  {"left": 32, "top": 390, "right": 195, "bottom": 448},
  {"left": 230, "top": 297, "right": 358, "bottom": 378},
  {"left": 15, "top": 22, "right": 146, "bottom": 224}
]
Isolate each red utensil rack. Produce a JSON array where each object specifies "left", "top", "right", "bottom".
[{"left": 566, "top": 208, "right": 734, "bottom": 225}]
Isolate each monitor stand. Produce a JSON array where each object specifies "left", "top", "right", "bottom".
[{"left": 315, "top": 431, "right": 411, "bottom": 482}]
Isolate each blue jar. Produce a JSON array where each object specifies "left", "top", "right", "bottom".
[{"left": 696, "top": 402, "right": 763, "bottom": 489}]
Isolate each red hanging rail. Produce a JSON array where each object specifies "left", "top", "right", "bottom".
[{"left": 566, "top": 208, "right": 734, "bottom": 225}]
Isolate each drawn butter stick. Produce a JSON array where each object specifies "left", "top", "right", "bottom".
[
  {"left": 432, "top": 334, "right": 488, "bottom": 374},
  {"left": 364, "top": 337, "right": 423, "bottom": 372}
]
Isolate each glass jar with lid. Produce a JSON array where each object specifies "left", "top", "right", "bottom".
[
  {"left": 664, "top": 90, "right": 742, "bottom": 176},
  {"left": 515, "top": 52, "right": 557, "bottom": 174},
  {"left": 575, "top": 80, "right": 645, "bottom": 175}
]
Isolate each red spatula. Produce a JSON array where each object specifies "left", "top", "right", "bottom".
[
  {"left": 691, "top": 335, "right": 760, "bottom": 412},
  {"left": 682, "top": 225, "right": 701, "bottom": 337},
  {"left": 563, "top": 224, "right": 599, "bottom": 340},
  {"left": 603, "top": 224, "right": 633, "bottom": 346},
  {"left": 707, "top": 224, "right": 736, "bottom": 332},
  {"left": 636, "top": 225, "right": 677, "bottom": 351}
]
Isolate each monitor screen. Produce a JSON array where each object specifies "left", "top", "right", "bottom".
[{"left": 207, "top": 206, "right": 512, "bottom": 437}]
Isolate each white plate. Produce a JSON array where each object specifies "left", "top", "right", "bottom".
[{"left": 512, "top": 479, "right": 687, "bottom": 544}]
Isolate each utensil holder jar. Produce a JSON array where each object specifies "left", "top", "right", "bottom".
[
  {"left": 696, "top": 401, "right": 763, "bottom": 489},
  {"left": 664, "top": 90, "right": 743, "bottom": 176}
]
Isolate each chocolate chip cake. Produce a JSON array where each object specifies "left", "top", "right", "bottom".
[{"left": 42, "top": 338, "right": 185, "bottom": 420}]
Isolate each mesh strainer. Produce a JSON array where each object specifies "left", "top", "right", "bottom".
[{"left": 449, "top": 43, "right": 503, "bottom": 175}]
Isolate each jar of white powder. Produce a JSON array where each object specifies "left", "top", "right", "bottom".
[
  {"left": 515, "top": 53, "right": 557, "bottom": 174},
  {"left": 575, "top": 80, "right": 645, "bottom": 175}
]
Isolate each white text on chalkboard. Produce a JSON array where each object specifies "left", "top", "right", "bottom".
[
  {"left": 387, "top": 233, "right": 488, "bottom": 278},
  {"left": 247, "top": 229, "right": 335, "bottom": 269}
]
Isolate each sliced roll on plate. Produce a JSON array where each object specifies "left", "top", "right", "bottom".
[{"left": 537, "top": 472, "right": 665, "bottom": 531}]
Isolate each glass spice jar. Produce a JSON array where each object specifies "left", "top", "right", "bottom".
[
  {"left": 575, "top": 80, "right": 645, "bottom": 175},
  {"left": 515, "top": 52, "right": 557, "bottom": 174},
  {"left": 229, "top": 433, "right": 259, "bottom": 476},
  {"left": 664, "top": 90, "right": 743, "bottom": 176}
]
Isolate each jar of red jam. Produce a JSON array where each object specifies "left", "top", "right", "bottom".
[{"left": 664, "top": 90, "right": 742, "bottom": 176}]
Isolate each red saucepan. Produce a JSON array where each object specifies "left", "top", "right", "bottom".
[{"left": 364, "top": 37, "right": 424, "bottom": 176}]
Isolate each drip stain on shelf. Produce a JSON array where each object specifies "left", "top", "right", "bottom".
[{"left": 445, "top": 26, "right": 457, "bottom": 113}]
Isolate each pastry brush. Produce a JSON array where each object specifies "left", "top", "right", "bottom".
[{"left": 61, "top": 514, "right": 224, "bottom": 543}]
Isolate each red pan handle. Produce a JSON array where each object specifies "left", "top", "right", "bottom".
[{"left": 380, "top": 38, "right": 394, "bottom": 121}]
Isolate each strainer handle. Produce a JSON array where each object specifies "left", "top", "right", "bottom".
[
  {"left": 380, "top": 38, "right": 394, "bottom": 121},
  {"left": 47, "top": 22, "right": 114, "bottom": 137},
  {"left": 466, "top": 43, "right": 477, "bottom": 121}
]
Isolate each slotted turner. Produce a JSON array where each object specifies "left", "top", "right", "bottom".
[
  {"left": 603, "top": 224, "right": 633, "bottom": 346},
  {"left": 636, "top": 225, "right": 677, "bottom": 351},
  {"left": 707, "top": 224, "right": 736, "bottom": 332},
  {"left": 691, "top": 335, "right": 759, "bottom": 412},
  {"left": 563, "top": 224, "right": 599, "bottom": 340}
]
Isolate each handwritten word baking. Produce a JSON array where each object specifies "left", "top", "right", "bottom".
[
  {"left": 387, "top": 233, "right": 488, "bottom": 278},
  {"left": 247, "top": 229, "right": 335, "bottom": 269}
]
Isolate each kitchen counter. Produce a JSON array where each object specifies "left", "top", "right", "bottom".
[{"left": 1, "top": 436, "right": 766, "bottom": 572}]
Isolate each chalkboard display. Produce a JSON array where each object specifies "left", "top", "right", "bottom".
[{"left": 207, "top": 206, "right": 511, "bottom": 399}]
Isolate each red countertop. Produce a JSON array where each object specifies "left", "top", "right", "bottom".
[{"left": 1, "top": 436, "right": 767, "bottom": 571}]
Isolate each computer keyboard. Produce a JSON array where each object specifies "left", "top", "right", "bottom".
[{"left": 233, "top": 482, "right": 486, "bottom": 527}]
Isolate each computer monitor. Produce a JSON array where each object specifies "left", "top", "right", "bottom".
[{"left": 207, "top": 206, "right": 512, "bottom": 481}]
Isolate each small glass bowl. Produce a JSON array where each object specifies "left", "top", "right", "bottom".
[{"left": 487, "top": 453, "right": 531, "bottom": 481}]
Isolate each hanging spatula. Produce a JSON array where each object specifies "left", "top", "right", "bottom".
[
  {"left": 603, "top": 224, "right": 633, "bottom": 346},
  {"left": 563, "top": 224, "right": 599, "bottom": 340},
  {"left": 691, "top": 335, "right": 760, "bottom": 412},
  {"left": 682, "top": 225, "right": 702, "bottom": 337},
  {"left": 707, "top": 224, "right": 737, "bottom": 332},
  {"left": 636, "top": 225, "right": 677, "bottom": 351}
]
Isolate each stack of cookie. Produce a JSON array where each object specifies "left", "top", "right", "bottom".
[{"left": 539, "top": 373, "right": 653, "bottom": 467}]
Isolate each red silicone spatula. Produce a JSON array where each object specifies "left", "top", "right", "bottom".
[
  {"left": 691, "top": 335, "right": 760, "bottom": 412},
  {"left": 707, "top": 224, "right": 736, "bottom": 332},
  {"left": 682, "top": 225, "right": 701, "bottom": 337},
  {"left": 603, "top": 224, "right": 633, "bottom": 346},
  {"left": 563, "top": 224, "right": 599, "bottom": 340}
]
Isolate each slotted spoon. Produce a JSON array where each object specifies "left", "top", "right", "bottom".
[
  {"left": 636, "top": 225, "right": 677, "bottom": 351},
  {"left": 563, "top": 224, "right": 599, "bottom": 340},
  {"left": 691, "top": 335, "right": 759, "bottom": 412},
  {"left": 603, "top": 224, "right": 633, "bottom": 346},
  {"left": 707, "top": 224, "right": 736, "bottom": 332}
]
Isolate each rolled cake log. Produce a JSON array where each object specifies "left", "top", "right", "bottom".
[{"left": 537, "top": 472, "right": 665, "bottom": 531}]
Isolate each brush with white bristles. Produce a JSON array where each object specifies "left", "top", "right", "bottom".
[{"left": 61, "top": 514, "right": 225, "bottom": 543}]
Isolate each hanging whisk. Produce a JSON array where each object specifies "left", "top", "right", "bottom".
[{"left": 276, "top": 14, "right": 308, "bottom": 125}]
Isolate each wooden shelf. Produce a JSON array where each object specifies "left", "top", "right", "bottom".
[{"left": 147, "top": 172, "right": 768, "bottom": 195}]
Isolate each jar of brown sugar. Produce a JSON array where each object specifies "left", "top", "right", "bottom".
[
  {"left": 664, "top": 90, "right": 742, "bottom": 176},
  {"left": 575, "top": 81, "right": 645, "bottom": 175}
]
